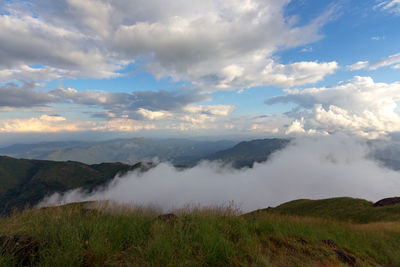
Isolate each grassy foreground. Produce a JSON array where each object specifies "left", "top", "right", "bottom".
[{"left": 0, "top": 200, "right": 400, "bottom": 266}]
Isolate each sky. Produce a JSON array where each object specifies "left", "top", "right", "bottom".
[{"left": 1, "top": 0, "right": 400, "bottom": 144}]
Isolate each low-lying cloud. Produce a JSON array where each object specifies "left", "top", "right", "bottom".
[{"left": 39, "top": 135, "right": 400, "bottom": 212}]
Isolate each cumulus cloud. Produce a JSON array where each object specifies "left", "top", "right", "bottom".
[
  {"left": 211, "top": 60, "right": 338, "bottom": 91},
  {"left": 347, "top": 53, "right": 400, "bottom": 70},
  {"left": 266, "top": 76, "right": 400, "bottom": 138},
  {"left": 38, "top": 135, "right": 400, "bottom": 212},
  {"left": 0, "top": 13, "right": 120, "bottom": 79},
  {"left": 0, "top": 0, "right": 337, "bottom": 90}
]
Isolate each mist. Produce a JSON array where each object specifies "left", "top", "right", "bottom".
[{"left": 38, "top": 134, "right": 400, "bottom": 212}]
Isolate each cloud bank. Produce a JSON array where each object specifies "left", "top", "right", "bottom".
[
  {"left": 39, "top": 135, "right": 400, "bottom": 212},
  {"left": 266, "top": 76, "right": 400, "bottom": 138}
]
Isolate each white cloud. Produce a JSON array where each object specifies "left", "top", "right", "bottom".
[
  {"left": 371, "top": 36, "right": 385, "bottom": 41},
  {"left": 136, "top": 108, "right": 172, "bottom": 120},
  {"left": 0, "top": 115, "right": 156, "bottom": 133},
  {"left": 370, "top": 53, "right": 400, "bottom": 70},
  {"left": 347, "top": 61, "right": 369, "bottom": 70},
  {"left": 375, "top": 0, "right": 400, "bottom": 15},
  {"left": 301, "top": 46, "right": 313, "bottom": 52},
  {"left": 0, "top": 115, "right": 81, "bottom": 133},
  {"left": 285, "top": 118, "right": 306, "bottom": 135},
  {"left": 347, "top": 53, "right": 400, "bottom": 70},
  {"left": 183, "top": 105, "right": 236, "bottom": 116},
  {"left": 0, "top": 65, "right": 66, "bottom": 81},
  {"left": 266, "top": 76, "right": 400, "bottom": 137},
  {"left": 0, "top": 0, "right": 337, "bottom": 90}
]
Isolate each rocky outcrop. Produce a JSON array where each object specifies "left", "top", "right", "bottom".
[
  {"left": 373, "top": 197, "right": 400, "bottom": 207},
  {"left": 321, "top": 239, "right": 356, "bottom": 266}
]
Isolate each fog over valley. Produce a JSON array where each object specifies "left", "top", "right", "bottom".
[{"left": 38, "top": 135, "right": 400, "bottom": 212}]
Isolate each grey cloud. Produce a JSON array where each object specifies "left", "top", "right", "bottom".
[
  {"left": 0, "top": 82, "right": 56, "bottom": 107},
  {"left": 130, "top": 90, "right": 208, "bottom": 111},
  {"left": 265, "top": 94, "right": 317, "bottom": 109},
  {"left": 51, "top": 87, "right": 208, "bottom": 119},
  {"left": 0, "top": 78, "right": 209, "bottom": 119}
]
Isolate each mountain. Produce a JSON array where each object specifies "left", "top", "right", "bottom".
[
  {"left": 207, "top": 138, "right": 290, "bottom": 168},
  {"left": 0, "top": 156, "right": 144, "bottom": 216},
  {"left": 0, "top": 138, "right": 237, "bottom": 166}
]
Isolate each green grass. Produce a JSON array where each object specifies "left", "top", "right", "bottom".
[
  {"left": 257, "top": 197, "right": 400, "bottom": 223},
  {"left": 1, "top": 200, "right": 400, "bottom": 266}
]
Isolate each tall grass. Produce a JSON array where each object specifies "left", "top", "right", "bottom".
[{"left": 0, "top": 202, "right": 399, "bottom": 266}]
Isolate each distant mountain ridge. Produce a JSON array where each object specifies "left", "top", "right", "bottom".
[
  {"left": 2, "top": 137, "right": 400, "bottom": 170},
  {"left": 0, "top": 138, "right": 237, "bottom": 166},
  {"left": 207, "top": 138, "right": 290, "bottom": 168}
]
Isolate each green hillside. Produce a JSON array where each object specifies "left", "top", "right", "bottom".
[
  {"left": 0, "top": 156, "right": 139, "bottom": 216},
  {"left": 1, "top": 200, "right": 400, "bottom": 266},
  {"left": 208, "top": 138, "right": 290, "bottom": 168},
  {"left": 251, "top": 197, "right": 400, "bottom": 224}
]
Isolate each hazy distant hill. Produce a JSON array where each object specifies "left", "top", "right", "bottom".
[
  {"left": 207, "top": 138, "right": 290, "bottom": 168},
  {"left": 2, "top": 137, "right": 400, "bottom": 171},
  {"left": 0, "top": 138, "right": 237, "bottom": 166},
  {"left": 368, "top": 140, "right": 400, "bottom": 171},
  {"left": 0, "top": 156, "right": 143, "bottom": 215},
  {"left": 209, "top": 138, "right": 400, "bottom": 170}
]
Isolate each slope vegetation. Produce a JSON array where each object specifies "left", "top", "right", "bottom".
[
  {"left": 0, "top": 156, "right": 138, "bottom": 215},
  {"left": 1, "top": 200, "right": 400, "bottom": 266},
  {"left": 252, "top": 197, "right": 400, "bottom": 224}
]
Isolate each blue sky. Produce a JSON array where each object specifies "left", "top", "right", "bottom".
[{"left": 0, "top": 0, "right": 399, "bottom": 144}]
